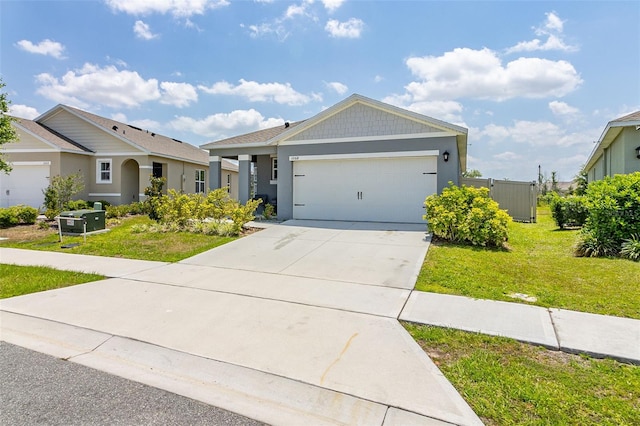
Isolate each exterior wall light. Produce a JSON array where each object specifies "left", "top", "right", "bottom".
[
  {"left": 636, "top": 146, "right": 640, "bottom": 159},
  {"left": 443, "top": 151, "right": 450, "bottom": 162}
]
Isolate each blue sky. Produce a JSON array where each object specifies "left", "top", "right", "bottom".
[{"left": 1, "top": 0, "right": 638, "bottom": 181}]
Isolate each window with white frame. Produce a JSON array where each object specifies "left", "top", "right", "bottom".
[
  {"left": 97, "top": 159, "right": 112, "bottom": 183},
  {"left": 195, "top": 169, "right": 205, "bottom": 193},
  {"left": 271, "top": 157, "right": 278, "bottom": 181}
]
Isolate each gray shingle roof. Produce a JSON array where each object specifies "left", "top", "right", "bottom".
[
  {"left": 62, "top": 105, "right": 208, "bottom": 165},
  {"left": 202, "top": 121, "right": 304, "bottom": 148},
  {"left": 612, "top": 110, "right": 640, "bottom": 123},
  {"left": 14, "top": 117, "right": 93, "bottom": 153}
]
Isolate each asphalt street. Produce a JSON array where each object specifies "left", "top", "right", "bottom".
[{"left": 0, "top": 342, "right": 265, "bottom": 426}]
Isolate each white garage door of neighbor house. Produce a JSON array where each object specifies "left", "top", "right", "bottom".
[
  {"left": 293, "top": 155, "right": 437, "bottom": 223},
  {"left": 0, "top": 163, "right": 50, "bottom": 208}
]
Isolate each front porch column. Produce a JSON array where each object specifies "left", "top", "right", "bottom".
[
  {"left": 238, "top": 154, "right": 252, "bottom": 203},
  {"left": 209, "top": 156, "right": 222, "bottom": 191}
]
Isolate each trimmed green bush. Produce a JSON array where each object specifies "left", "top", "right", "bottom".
[
  {"left": 575, "top": 172, "right": 640, "bottom": 258},
  {"left": 0, "top": 208, "right": 18, "bottom": 228},
  {"left": 424, "top": 183, "right": 511, "bottom": 247},
  {"left": 550, "top": 195, "right": 588, "bottom": 229},
  {"left": 0, "top": 205, "right": 38, "bottom": 228},
  {"left": 13, "top": 205, "right": 38, "bottom": 224}
]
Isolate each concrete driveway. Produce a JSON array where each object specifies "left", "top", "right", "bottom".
[{"left": 1, "top": 220, "right": 482, "bottom": 425}]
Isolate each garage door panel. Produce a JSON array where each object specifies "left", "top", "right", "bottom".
[
  {"left": 0, "top": 164, "right": 50, "bottom": 208},
  {"left": 293, "top": 156, "right": 436, "bottom": 223}
]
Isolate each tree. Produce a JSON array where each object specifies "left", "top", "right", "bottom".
[
  {"left": 461, "top": 169, "right": 482, "bottom": 178},
  {"left": 551, "top": 171, "right": 559, "bottom": 193},
  {"left": 0, "top": 78, "right": 19, "bottom": 173},
  {"left": 574, "top": 167, "right": 588, "bottom": 195},
  {"left": 43, "top": 172, "right": 85, "bottom": 213}
]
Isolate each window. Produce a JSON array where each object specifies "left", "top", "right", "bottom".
[
  {"left": 153, "top": 162, "right": 163, "bottom": 178},
  {"left": 97, "top": 159, "right": 112, "bottom": 183},
  {"left": 271, "top": 157, "right": 278, "bottom": 181},
  {"left": 226, "top": 173, "right": 231, "bottom": 193},
  {"left": 195, "top": 169, "right": 205, "bottom": 193}
]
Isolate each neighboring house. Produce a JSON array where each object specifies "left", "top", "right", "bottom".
[
  {"left": 584, "top": 111, "right": 640, "bottom": 183},
  {"left": 0, "top": 105, "right": 238, "bottom": 209},
  {"left": 202, "top": 94, "right": 468, "bottom": 223}
]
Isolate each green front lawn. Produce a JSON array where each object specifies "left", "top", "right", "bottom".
[
  {"left": 0, "top": 264, "right": 104, "bottom": 298},
  {"left": 0, "top": 215, "right": 236, "bottom": 262},
  {"left": 406, "top": 324, "right": 640, "bottom": 425},
  {"left": 417, "top": 208, "right": 640, "bottom": 319}
]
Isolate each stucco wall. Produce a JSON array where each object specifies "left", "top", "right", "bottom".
[{"left": 275, "top": 136, "right": 458, "bottom": 220}]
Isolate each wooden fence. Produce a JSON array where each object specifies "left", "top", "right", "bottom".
[{"left": 460, "top": 178, "right": 537, "bottom": 222}]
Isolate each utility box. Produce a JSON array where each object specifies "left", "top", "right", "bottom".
[{"left": 59, "top": 209, "right": 106, "bottom": 233}]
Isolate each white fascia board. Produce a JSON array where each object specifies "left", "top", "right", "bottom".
[
  {"left": 88, "top": 193, "right": 121, "bottom": 197},
  {"left": 10, "top": 161, "right": 52, "bottom": 166},
  {"left": 202, "top": 141, "right": 270, "bottom": 150},
  {"left": 280, "top": 131, "right": 453, "bottom": 146},
  {"left": 289, "top": 150, "right": 439, "bottom": 162}
]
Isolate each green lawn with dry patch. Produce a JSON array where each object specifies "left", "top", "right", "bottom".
[{"left": 0, "top": 215, "right": 235, "bottom": 262}]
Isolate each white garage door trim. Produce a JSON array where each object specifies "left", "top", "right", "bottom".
[
  {"left": 289, "top": 149, "right": 439, "bottom": 162},
  {"left": 292, "top": 154, "right": 437, "bottom": 223}
]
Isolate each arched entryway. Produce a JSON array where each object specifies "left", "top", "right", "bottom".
[{"left": 121, "top": 159, "right": 140, "bottom": 204}]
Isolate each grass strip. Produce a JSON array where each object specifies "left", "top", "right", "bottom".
[
  {"left": 0, "top": 264, "right": 104, "bottom": 298},
  {"left": 405, "top": 323, "right": 640, "bottom": 425}
]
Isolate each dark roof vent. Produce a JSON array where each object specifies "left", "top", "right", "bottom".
[
  {"left": 151, "top": 133, "right": 155, "bottom": 137},
  {"left": 284, "top": 122, "right": 290, "bottom": 128},
  {"left": 172, "top": 138, "right": 183, "bottom": 144},
  {"left": 128, "top": 124, "right": 142, "bottom": 131},
  {"left": 112, "top": 125, "right": 118, "bottom": 131}
]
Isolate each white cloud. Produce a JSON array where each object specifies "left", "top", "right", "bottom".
[
  {"left": 493, "top": 151, "right": 523, "bottom": 160},
  {"left": 134, "top": 20, "right": 158, "bottom": 40},
  {"left": 325, "top": 81, "right": 348, "bottom": 95},
  {"left": 160, "top": 82, "right": 198, "bottom": 107},
  {"left": 549, "top": 100, "right": 580, "bottom": 118},
  {"left": 478, "top": 120, "right": 596, "bottom": 149},
  {"left": 35, "top": 63, "right": 161, "bottom": 108},
  {"left": 384, "top": 96, "right": 465, "bottom": 125},
  {"left": 15, "top": 39, "right": 65, "bottom": 59},
  {"left": 199, "top": 79, "right": 318, "bottom": 105},
  {"left": 374, "top": 75, "right": 384, "bottom": 83},
  {"left": 325, "top": 18, "right": 364, "bottom": 38},
  {"left": 169, "top": 109, "right": 284, "bottom": 138},
  {"left": 322, "top": 0, "right": 345, "bottom": 13},
  {"left": 243, "top": 22, "right": 289, "bottom": 41},
  {"left": 400, "top": 47, "right": 582, "bottom": 102},
  {"left": 105, "top": 0, "right": 229, "bottom": 17},
  {"left": 8, "top": 104, "right": 40, "bottom": 120},
  {"left": 506, "top": 11, "right": 577, "bottom": 53}
]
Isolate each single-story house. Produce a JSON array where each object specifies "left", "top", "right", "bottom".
[
  {"left": 201, "top": 94, "right": 468, "bottom": 223},
  {"left": 1, "top": 105, "right": 238, "bottom": 209},
  {"left": 584, "top": 111, "right": 640, "bottom": 182}
]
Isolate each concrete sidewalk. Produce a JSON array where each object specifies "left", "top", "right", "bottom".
[{"left": 400, "top": 292, "right": 640, "bottom": 365}]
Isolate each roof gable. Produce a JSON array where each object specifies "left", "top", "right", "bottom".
[
  {"left": 37, "top": 105, "right": 208, "bottom": 165},
  {"left": 11, "top": 118, "right": 92, "bottom": 154},
  {"left": 585, "top": 110, "right": 640, "bottom": 170},
  {"left": 276, "top": 94, "right": 467, "bottom": 145}
]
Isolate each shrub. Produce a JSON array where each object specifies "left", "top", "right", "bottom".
[
  {"left": 575, "top": 172, "right": 640, "bottom": 258},
  {"left": 424, "top": 183, "right": 511, "bottom": 247},
  {"left": 0, "top": 208, "right": 18, "bottom": 228},
  {"left": 13, "top": 205, "right": 38, "bottom": 224},
  {"left": 550, "top": 195, "right": 588, "bottom": 229},
  {"left": 65, "top": 199, "right": 89, "bottom": 211},
  {"left": 44, "top": 208, "right": 60, "bottom": 221},
  {"left": 43, "top": 172, "right": 84, "bottom": 212},
  {"left": 263, "top": 203, "right": 275, "bottom": 220},
  {"left": 143, "top": 176, "right": 166, "bottom": 221},
  {"left": 620, "top": 235, "right": 640, "bottom": 262}
]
